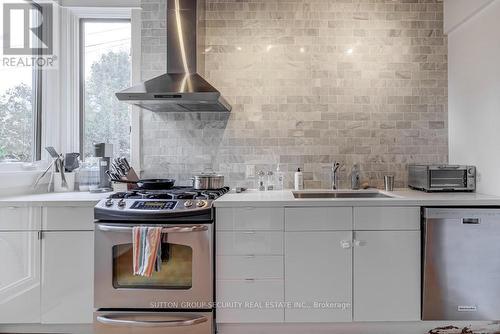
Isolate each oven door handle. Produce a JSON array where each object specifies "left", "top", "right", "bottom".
[
  {"left": 97, "top": 224, "right": 209, "bottom": 233},
  {"left": 96, "top": 314, "right": 208, "bottom": 327}
]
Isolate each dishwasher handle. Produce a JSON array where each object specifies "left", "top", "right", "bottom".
[{"left": 462, "top": 218, "right": 480, "bottom": 225}]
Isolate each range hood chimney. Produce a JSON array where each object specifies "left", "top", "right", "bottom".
[{"left": 116, "top": 0, "right": 231, "bottom": 112}]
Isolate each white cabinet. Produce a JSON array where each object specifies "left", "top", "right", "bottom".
[
  {"left": 285, "top": 231, "right": 352, "bottom": 323},
  {"left": 354, "top": 207, "right": 420, "bottom": 230},
  {"left": 216, "top": 205, "right": 421, "bottom": 325},
  {"left": 217, "top": 207, "right": 284, "bottom": 231},
  {"left": 0, "top": 231, "right": 41, "bottom": 323},
  {"left": 217, "top": 255, "right": 283, "bottom": 280},
  {"left": 216, "top": 207, "right": 285, "bottom": 323},
  {"left": 353, "top": 231, "right": 421, "bottom": 321},
  {"left": 285, "top": 207, "right": 352, "bottom": 231},
  {"left": 0, "top": 206, "right": 41, "bottom": 230},
  {"left": 216, "top": 231, "right": 283, "bottom": 256},
  {"left": 216, "top": 280, "right": 284, "bottom": 323},
  {"left": 42, "top": 206, "right": 94, "bottom": 230},
  {"left": 41, "top": 231, "right": 94, "bottom": 324}
]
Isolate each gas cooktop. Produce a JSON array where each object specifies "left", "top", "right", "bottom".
[
  {"left": 94, "top": 186, "right": 230, "bottom": 222},
  {"left": 108, "top": 186, "right": 230, "bottom": 200}
]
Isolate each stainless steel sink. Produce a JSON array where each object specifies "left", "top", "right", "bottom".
[{"left": 293, "top": 191, "right": 394, "bottom": 199}]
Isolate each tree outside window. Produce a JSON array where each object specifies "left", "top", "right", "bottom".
[{"left": 82, "top": 20, "right": 131, "bottom": 159}]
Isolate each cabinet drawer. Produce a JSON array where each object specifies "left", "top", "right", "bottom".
[
  {"left": 43, "top": 206, "right": 94, "bottom": 230},
  {"left": 216, "top": 279, "right": 284, "bottom": 323},
  {"left": 216, "top": 231, "right": 283, "bottom": 255},
  {"left": 216, "top": 207, "right": 284, "bottom": 231},
  {"left": 354, "top": 207, "right": 420, "bottom": 230},
  {"left": 285, "top": 207, "right": 352, "bottom": 231},
  {"left": 0, "top": 206, "right": 40, "bottom": 230},
  {"left": 217, "top": 256, "right": 283, "bottom": 280}
]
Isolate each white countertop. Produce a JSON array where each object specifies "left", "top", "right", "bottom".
[
  {"left": 1, "top": 189, "right": 499, "bottom": 208},
  {"left": 214, "top": 189, "right": 500, "bottom": 207},
  {"left": 0, "top": 191, "right": 111, "bottom": 207}
]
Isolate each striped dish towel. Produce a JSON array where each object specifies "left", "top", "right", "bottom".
[{"left": 132, "top": 226, "right": 163, "bottom": 277}]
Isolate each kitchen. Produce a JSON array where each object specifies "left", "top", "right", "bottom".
[{"left": 0, "top": 0, "right": 500, "bottom": 333}]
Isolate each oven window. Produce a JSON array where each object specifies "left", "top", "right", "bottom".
[
  {"left": 430, "top": 170, "right": 466, "bottom": 188},
  {"left": 113, "top": 243, "right": 193, "bottom": 289}
]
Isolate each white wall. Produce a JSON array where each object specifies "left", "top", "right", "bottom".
[
  {"left": 444, "top": 0, "right": 495, "bottom": 34},
  {"left": 447, "top": 0, "right": 500, "bottom": 195}
]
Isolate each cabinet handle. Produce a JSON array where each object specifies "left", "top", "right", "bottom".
[
  {"left": 340, "top": 240, "right": 352, "bottom": 249},
  {"left": 242, "top": 231, "right": 256, "bottom": 235},
  {"left": 244, "top": 278, "right": 256, "bottom": 282},
  {"left": 244, "top": 255, "right": 256, "bottom": 259},
  {"left": 354, "top": 240, "right": 367, "bottom": 247}
]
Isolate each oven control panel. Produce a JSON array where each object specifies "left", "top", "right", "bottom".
[
  {"left": 95, "top": 198, "right": 213, "bottom": 220},
  {"left": 130, "top": 201, "right": 178, "bottom": 210}
]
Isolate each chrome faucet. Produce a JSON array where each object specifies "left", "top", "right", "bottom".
[{"left": 330, "top": 161, "right": 343, "bottom": 190}]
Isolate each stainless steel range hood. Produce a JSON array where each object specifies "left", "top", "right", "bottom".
[{"left": 116, "top": 0, "right": 231, "bottom": 113}]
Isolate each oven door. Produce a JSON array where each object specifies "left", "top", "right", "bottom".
[
  {"left": 429, "top": 167, "right": 467, "bottom": 190},
  {"left": 94, "top": 222, "right": 213, "bottom": 309},
  {"left": 94, "top": 311, "right": 213, "bottom": 334}
]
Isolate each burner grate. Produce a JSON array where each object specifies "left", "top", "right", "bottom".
[{"left": 108, "top": 186, "right": 230, "bottom": 200}]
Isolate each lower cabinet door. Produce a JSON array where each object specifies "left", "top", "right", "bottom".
[
  {"left": 41, "top": 231, "right": 94, "bottom": 324},
  {"left": 216, "top": 280, "right": 284, "bottom": 323},
  {"left": 285, "top": 231, "right": 353, "bottom": 323},
  {"left": 0, "top": 231, "right": 41, "bottom": 323},
  {"left": 353, "top": 231, "right": 420, "bottom": 321}
]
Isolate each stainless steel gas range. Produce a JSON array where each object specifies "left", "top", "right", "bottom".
[{"left": 93, "top": 187, "right": 229, "bottom": 334}]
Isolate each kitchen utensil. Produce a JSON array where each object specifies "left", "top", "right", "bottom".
[
  {"left": 108, "top": 178, "right": 176, "bottom": 190},
  {"left": 32, "top": 159, "right": 57, "bottom": 189},
  {"left": 64, "top": 153, "right": 80, "bottom": 172},
  {"left": 58, "top": 156, "right": 68, "bottom": 189},
  {"left": 384, "top": 175, "right": 394, "bottom": 191},
  {"left": 192, "top": 173, "right": 225, "bottom": 190},
  {"left": 45, "top": 146, "right": 59, "bottom": 159}
]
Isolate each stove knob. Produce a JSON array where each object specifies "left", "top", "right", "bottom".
[
  {"left": 196, "top": 200, "right": 207, "bottom": 208},
  {"left": 117, "top": 199, "right": 126, "bottom": 208},
  {"left": 184, "top": 200, "right": 193, "bottom": 208},
  {"left": 105, "top": 199, "right": 113, "bottom": 207}
]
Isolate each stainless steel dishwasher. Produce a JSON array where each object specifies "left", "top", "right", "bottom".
[{"left": 422, "top": 208, "right": 500, "bottom": 320}]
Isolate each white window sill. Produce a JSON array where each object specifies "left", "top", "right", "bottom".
[{"left": 0, "top": 162, "right": 50, "bottom": 196}]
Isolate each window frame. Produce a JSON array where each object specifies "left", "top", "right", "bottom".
[{"left": 78, "top": 17, "right": 132, "bottom": 158}]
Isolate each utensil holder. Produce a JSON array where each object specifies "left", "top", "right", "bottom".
[
  {"left": 384, "top": 175, "right": 395, "bottom": 192},
  {"left": 54, "top": 172, "right": 75, "bottom": 192}
]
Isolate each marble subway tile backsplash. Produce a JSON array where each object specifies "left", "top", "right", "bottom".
[{"left": 140, "top": 0, "right": 448, "bottom": 189}]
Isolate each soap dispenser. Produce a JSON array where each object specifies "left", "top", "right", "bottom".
[{"left": 294, "top": 168, "right": 304, "bottom": 191}]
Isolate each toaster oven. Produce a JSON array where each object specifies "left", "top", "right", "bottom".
[{"left": 408, "top": 164, "right": 476, "bottom": 192}]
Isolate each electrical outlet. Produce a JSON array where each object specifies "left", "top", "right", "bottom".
[{"left": 246, "top": 165, "right": 255, "bottom": 178}]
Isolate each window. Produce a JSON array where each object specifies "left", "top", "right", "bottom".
[
  {"left": 0, "top": 68, "right": 41, "bottom": 162},
  {"left": 0, "top": 4, "right": 42, "bottom": 162},
  {"left": 80, "top": 19, "right": 131, "bottom": 159}
]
